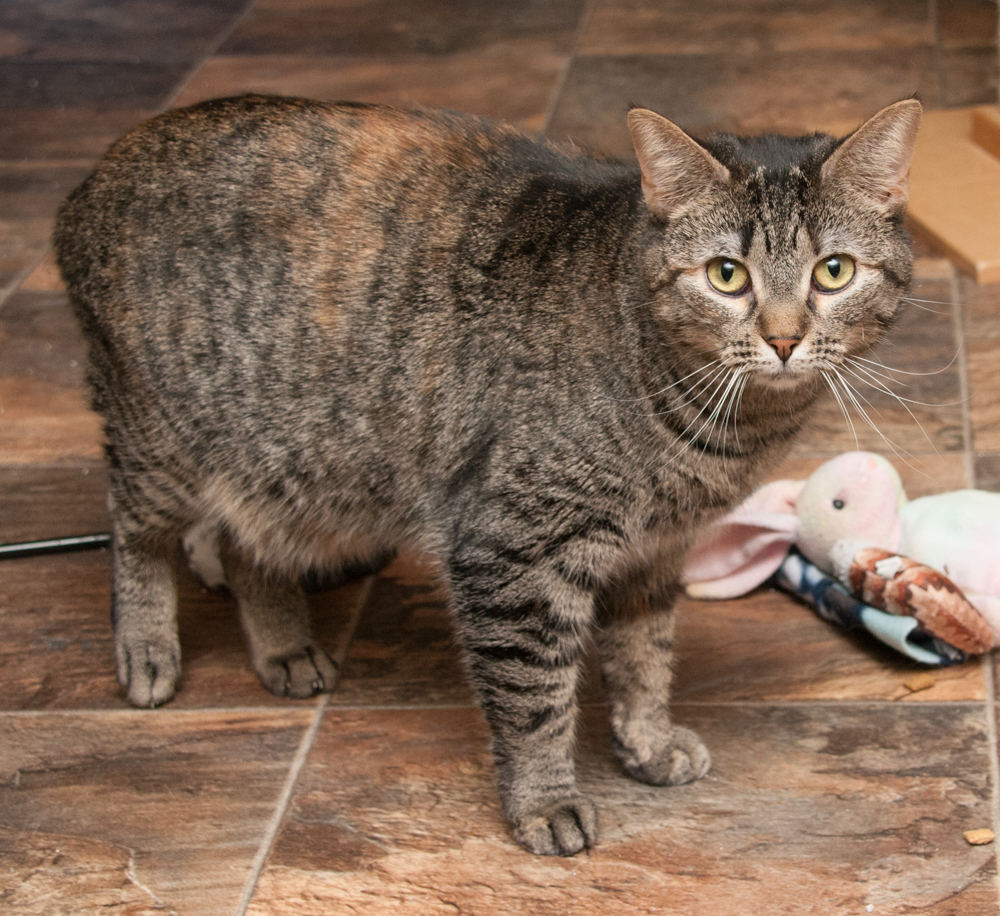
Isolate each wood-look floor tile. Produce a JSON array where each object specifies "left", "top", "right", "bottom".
[
  {"left": 0, "top": 377, "right": 101, "bottom": 463},
  {"left": 0, "top": 0, "right": 248, "bottom": 63},
  {"left": 673, "top": 590, "right": 985, "bottom": 703},
  {"left": 334, "top": 546, "right": 984, "bottom": 711},
  {"left": 0, "top": 549, "right": 368, "bottom": 710},
  {"left": 962, "top": 275, "right": 1000, "bottom": 452},
  {"left": 937, "top": 0, "right": 999, "bottom": 49},
  {"left": 548, "top": 49, "right": 941, "bottom": 158},
  {"left": 0, "top": 289, "right": 102, "bottom": 463},
  {"left": 174, "top": 53, "right": 566, "bottom": 131},
  {"left": 0, "top": 708, "right": 313, "bottom": 915},
  {"left": 0, "top": 464, "right": 109, "bottom": 542},
  {"left": 247, "top": 704, "right": 996, "bottom": 915},
  {"left": 939, "top": 46, "right": 999, "bottom": 108},
  {"left": 581, "top": 0, "right": 934, "bottom": 56},
  {"left": 0, "top": 216, "right": 51, "bottom": 294},
  {"left": 0, "top": 108, "right": 151, "bottom": 162},
  {"left": 221, "top": 0, "right": 587, "bottom": 57},
  {"left": 333, "top": 551, "right": 475, "bottom": 707},
  {"left": 19, "top": 249, "right": 64, "bottom": 292},
  {"left": 1, "top": 290, "right": 88, "bottom": 387},
  {"left": 0, "top": 163, "right": 90, "bottom": 223},
  {"left": 975, "top": 452, "right": 1000, "bottom": 491},
  {"left": 0, "top": 61, "right": 188, "bottom": 112}
]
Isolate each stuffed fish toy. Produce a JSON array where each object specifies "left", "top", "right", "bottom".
[{"left": 684, "top": 451, "right": 1000, "bottom": 661}]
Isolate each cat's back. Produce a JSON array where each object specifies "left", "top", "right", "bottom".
[{"left": 56, "top": 95, "right": 521, "bottom": 289}]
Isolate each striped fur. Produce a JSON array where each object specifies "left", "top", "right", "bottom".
[{"left": 54, "top": 95, "right": 919, "bottom": 855}]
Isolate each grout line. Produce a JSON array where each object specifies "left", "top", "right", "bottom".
[
  {"left": 541, "top": 0, "right": 600, "bottom": 136},
  {"left": 0, "top": 706, "right": 325, "bottom": 718},
  {"left": 949, "top": 267, "right": 975, "bottom": 487},
  {"left": 1, "top": 2, "right": 256, "bottom": 317},
  {"left": 952, "top": 257, "right": 997, "bottom": 903},
  {"left": 232, "top": 574, "right": 375, "bottom": 916},
  {"left": 928, "top": 0, "right": 948, "bottom": 107},
  {"left": 0, "top": 247, "right": 50, "bottom": 316},
  {"left": 329, "top": 573, "right": 375, "bottom": 670},
  {"left": 234, "top": 693, "right": 330, "bottom": 916},
  {"left": 665, "top": 698, "right": 991, "bottom": 708},
  {"left": 3, "top": 697, "right": 993, "bottom": 719},
  {"left": 161, "top": 0, "right": 256, "bottom": 113},
  {"left": 983, "top": 656, "right": 1000, "bottom": 906}
]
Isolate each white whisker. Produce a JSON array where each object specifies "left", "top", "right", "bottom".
[
  {"left": 731, "top": 373, "right": 749, "bottom": 450},
  {"left": 650, "top": 363, "right": 730, "bottom": 417},
  {"left": 899, "top": 296, "right": 950, "bottom": 315},
  {"left": 719, "top": 369, "right": 746, "bottom": 460},
  {"left": 829, "top": 368, "right": 927, "bottom": 470},
  {"left": 842, "top": 361, "right": 964, "bottom": 408},
  {"left": 852, "top": 348, "right": 960, "bottom": 378},
  {"left": 591, "top": 358, "right": 723, "bottom": 404},
  {"left": 822, "top": 371, "right": 859, "bottom": 452},
  {"left": 666, "top": 367, "right": 742, "bottom": 464}
]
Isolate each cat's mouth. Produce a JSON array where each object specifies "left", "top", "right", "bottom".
[
  {"left": 745, "top": 337, "right": 820, "bottom": 388},
  {"left": 758, "top": 369, "right": 814, "bottom": 391}
]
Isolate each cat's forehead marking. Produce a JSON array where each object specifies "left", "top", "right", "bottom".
[{"left": 738, "top": 165, "right": 810, "bottom": 263}]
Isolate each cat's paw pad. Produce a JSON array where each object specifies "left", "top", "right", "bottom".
[
  {"left": 257, "top": 644, "right": 339, "bottom": 698},
  {"left": 620, "top": 726, "right": 711, "bottom": 786},
  {"left": 118, "top": 638, "right": 180, "bottom": 708},
  {"left": 512, "top": 795, "right": 598, "bottom": 856}
]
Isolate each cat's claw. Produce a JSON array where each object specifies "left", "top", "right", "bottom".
[
  {"left": 512, "top": 795, "right": 599, "bottom": 856},
  {"left": 256, "top": 643, "right": 339, "bottom": 698},
  {"left": 118, "top": 638, "right": 181, "bottom": 708},
  {"left": 618, "top": 726, "right": 711, "bottom": 786}
]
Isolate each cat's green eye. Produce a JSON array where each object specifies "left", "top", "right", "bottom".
[
  {"left": 812, "top": 254, "right": 856, "bottom": 292},
  {"left": 706, "top": 258, "right": 750, "bottom": 295}
]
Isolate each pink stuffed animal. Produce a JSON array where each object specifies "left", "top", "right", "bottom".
[{"left": 684, "top": 451, "right": 1000, "bottom": 649}]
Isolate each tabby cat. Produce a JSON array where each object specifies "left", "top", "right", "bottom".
[{"left": 54, "top": 95, "right": 920, "bottom": 856}]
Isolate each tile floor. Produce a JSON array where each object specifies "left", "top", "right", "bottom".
[{"left": 2, "top": 1, "right": 1000, "bottom": 913}]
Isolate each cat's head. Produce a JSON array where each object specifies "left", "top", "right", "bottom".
[{"left": 627, "top": 100, "right": 921, "bottom": 391}]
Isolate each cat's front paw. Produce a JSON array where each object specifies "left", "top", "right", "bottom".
[
  {"left": 616, "top": 725, "right": 711, "bottom": 786},
  {"left": 510, "top": 794, "right": 599, "bottom": 856},
  {"left": 117, "top": 637, "right": 181, "bottom": 708},
  {"left": 255, "top": 643, "right": 339, "bottom": 698}
]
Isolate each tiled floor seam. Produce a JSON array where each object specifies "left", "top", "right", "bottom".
[
  {"left": 984, "top": 656, "right": 1000, "bottom": 908},
  {"left": 161, "top": 0, "right": 257, "bottom": 113},
  {"left": 950, "top": 266, "right": 976, "bottom": 486},
  {"left": 541, "top": 0, "right": 599, "bottom": 135},
  {"left": 233, "top": 692, "right": 330, "bottom": 916},
  {"left": 0, "top": 246, "right": 49, "bottom": 314},
  {"left": 233, "top": 574, "right": 375, "bottom": 914},
  {"left": 0, "top": 698, "right": 986, "bottom": 719}
]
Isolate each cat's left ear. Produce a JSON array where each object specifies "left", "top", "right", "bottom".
[
  {"left": 628, "top": 108, "right": 730, "bottom": 221},
  {"left": 822, "top": 99, "right": 922, "bottom": 213}
]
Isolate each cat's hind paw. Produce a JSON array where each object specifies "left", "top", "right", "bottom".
[
  {"left": 512, "top": 795, "right": 598, "bottom": 856},
  {"left": 618, "top": 725, "right": 711, "bottom": 786},
  {"left": 256, "top": 643, "right": 339, "bottom": 698},
  {"left": 118, "top": 638, "right": 181, "bottom": 708}
]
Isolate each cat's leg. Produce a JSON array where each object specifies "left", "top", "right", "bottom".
[
  {"left": 595, "top": 577, "right": 710, "bottom": 786},
  {"left": 108, "top": 491, "right": 183, "bottom": 709},
  {"left": 219, "top": 538, "right": 339, "bottom": 698},
  {"left": 448, "top": 543, "right": 598, "bottom": 856}
]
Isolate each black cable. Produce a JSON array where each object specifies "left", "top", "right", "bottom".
[{"left": 0, "top": 533, "right": 112, "bottom": 559}]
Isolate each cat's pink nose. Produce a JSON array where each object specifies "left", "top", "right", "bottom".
[{"left": 768, "top": 337, "right": 801, "bottom": 363}]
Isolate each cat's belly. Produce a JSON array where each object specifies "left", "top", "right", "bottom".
[{"left": 199, "top": 473, "right": 416, "bottom": 576}]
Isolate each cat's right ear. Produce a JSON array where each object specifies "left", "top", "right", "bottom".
[
  {"left": 821, "top": 99, "right": 922, "bottom": 213},
  {"left": 627, "top": 108, "right": 730, "bottom": 221}
]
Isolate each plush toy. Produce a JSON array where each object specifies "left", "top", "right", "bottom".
[{"left": 683, "top": 451, "right": 1000, "bottom": 655}]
